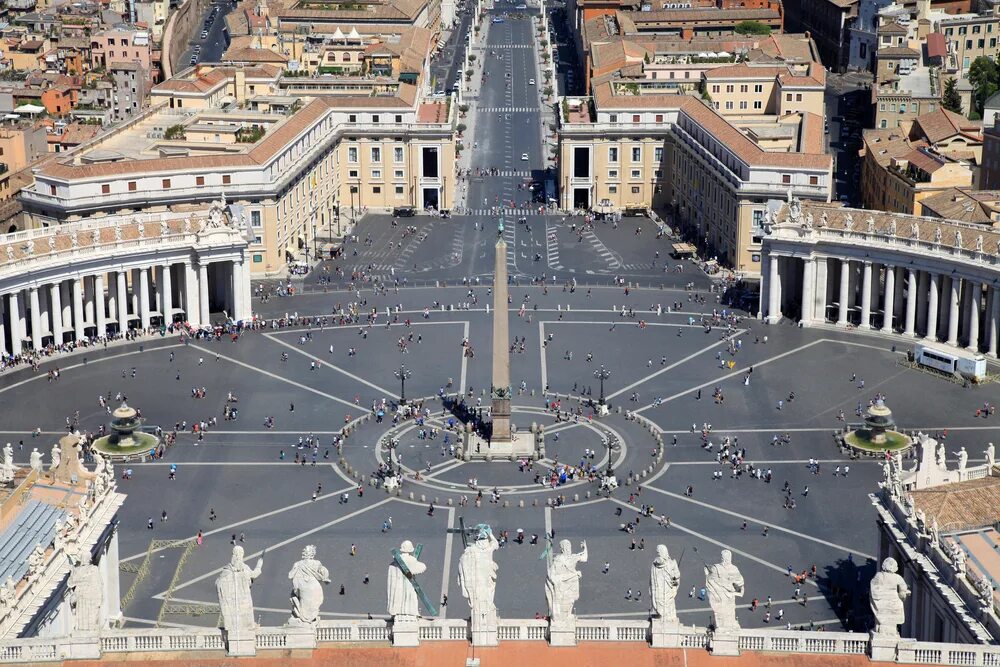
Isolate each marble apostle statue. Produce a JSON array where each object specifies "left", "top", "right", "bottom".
[
  {"left": 650, "top": 544, "right": 680, "bottom": 623},
  {"left": 216, "top": 546, "right": 264, "bottom": 637},
  {"left": 29, "top": 448, "right": 42, "bottom": 473},
  {"left": 986, "top": 443, "right": 995, "bottom": 469},
  {"left": 870, "top": 557, "right": 910, "bottom": 637},
  {"left": 545, "top": 539, "right": 588, "bottom": 625},
  {"left": 287, "top": 545, "right": 330, "bottom": 626},
  {"left": 387, "top": 540, "right": 427, "bottom": 620},
  {"left": 705, "top": 549, "right": 744, "bottom": 633},
  {"left": 68, "top": 559, "right": 104, "bottom": 634},
  {"left": 458, "top": 524, "right": 500, "bottom": 631}
]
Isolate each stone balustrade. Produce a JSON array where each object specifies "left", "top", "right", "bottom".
[{"left": 4, "top": 616, "right": 1000, "bottom": 663}]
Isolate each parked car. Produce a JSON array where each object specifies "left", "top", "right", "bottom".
[{"left": 393, "top": 207, "right": 416, "bottom": 217}]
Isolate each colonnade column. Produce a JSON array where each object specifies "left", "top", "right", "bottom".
[
  {"left": 927, "top": 273, "right": 939, "bottom": 341},
  {"left": 905, "top": 269, "right": 917, "bottom": 336},
  {"left": 50, "top": 282, "right": 63, "bottom": 343},
  {"left": 989, "top": 287, "right": 1000, "bottom": 357},
  {"left": 837, "top": 259, "right": 850, "bottom": 326},
  {"left": 161, "top": 264, "right": 173, "bottom": 324},
  {"left": 758, "top": 254, "right": 770, "bottom": 320},
  {"left": 767, "top": 255, "right": 782, "bottom": 324},
  {"left": 29, "top": 287, "right": 41, "bottom": 350},
  {"left": 8, "top": 293, "right": 21, "bottom": 355},
  {"left": 199, "top": 263, "right": 210, "bottom": 325},
  {"left": 139, "top": 268, "right": 151, "bottom": 330},
  {"left": 95, "top": 274, "right": 107, "bottom": 336},
  {"left": 969, "top": 282, "right": 982, "bottom": 352},
  {"left": 947, "top": 277, "right": 961, "bottom": 347},
  {"left": 801, "top": 257, "right": 816, "bottom": 325},
  {"left": 72, "top": 279, "right": 84, "bottom": 341},
  {"left": 860, "top": 261, "right": 873, "bottom": 329},
  {"left": 0, "top": 299, "right": 6, "bottom": 356},
  {"left": 117, "top": 272, "right": 128, "bottom": 332},
  {"left": 882, "top": 266, "right": 896, "bottom": 333}
]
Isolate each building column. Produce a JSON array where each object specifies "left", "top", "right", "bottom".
[
  {"left": 7, "top": 292, "right": 21, "bottom": 356},
  {"left": 103, "top": 529, "right": 123, "bottom": 626},
  {"left": 948, "top": 276, "right": 961, "bottom": 347},
  {"left": 0, "top": 297, "right": 6, "bottom": 356},
  {"left": 198, "top": 263, "right": 210, "bottom": 325},
  {"left": 50, "top": 282, "right": 63, "bottom": 343},
  {"left": 83, "top": 276, "right": 95, "bottom": 329},
  {"left": 814, "top": 258, "right": 829, "bottom": 323},
  {"left": 241, "top": 260, "right": 252, "bottom": 322},
  {"left": 989, "top": 287, "right": 1000, "bottom": 357},
  {"left": 905, "top": 269, "right": 917, "bottom": 336},
  {"left": 117, "top": 271, "right": 128, "bottom": 331},
  {"left": 184, "top": 262, "right": 199, "bottom": 326},
  {"left": 837, "top": 259, "right": 851, "bottom": 326},
  {"left": 139, "top": 267, "right": 151, "bottom": 330},
  {"left": 95, "top": 274, "right": 107, "bottom": 336},
  {"left": 758, "top": 254, "right": 770, "bottom": 320},
  {"left": 801, "top": 257, "right": 816, "bottom": 325},
  {"left": 927, "top": 273, "right": 939, "bottom": 341},
  {"left": 72, "top": 278, "right": 84, "bottom": 341},
  {"left": 882, "top": 265, "right": 896, "bottom": 333},
  {"left": 767, "top": 255, "right": 782, "bottom": 324},
  {"left": 969, "top": 282, "right": 982, "bottom": 352},
  {"left": 161, "top": 264, "right": 173, "bottom": 323},
  {"left": 860, "top": 261, "right": 873, "bottom": 329},
  {"left": 29, "top": 287, "right": 41, "bottom": 350}
]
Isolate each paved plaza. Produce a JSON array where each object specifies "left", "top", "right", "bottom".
[{"left": 2, "top": 219, "right": 999, "bottom": 634}]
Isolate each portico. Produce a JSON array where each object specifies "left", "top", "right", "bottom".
[{"left": 760, "top": 201, "right": 1000, "bottom": 359}]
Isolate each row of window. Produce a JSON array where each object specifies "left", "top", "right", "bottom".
[
  {"left": 711, "top": 84, "right": 766, "bottom": 94},
  {"left": 346, "top": 113, "right": 405, "bottom": 124},
  {"left": 347, "top": 145, "right": 405, "bottom": 163},
  {"left": 607, "top": 146, "right": 664, "bottom": 163},
  {"left": 606, "top": 168, "right": 664, "bottom": 180},
  {"left": 606, "top": 113, "right": 668, "bottom": 123},
  {"left": 944, "top": 23, "right": 995, "bottom": 36},
  {"left": 346, "top": 169, "right": 407, "bottom": 180},
  {"left": 97, "top": 173, "right": 233, "bottom": 195},
  {"left": 718, "top": 100, "right": 763, "bottom": 111}
]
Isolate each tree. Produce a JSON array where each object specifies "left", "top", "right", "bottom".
[
  {"left": 941, "top": 77, "right": 964, "bottom": 115},
  {"left": 968, "top": 56, "right": 999, "bottom": 116},
  {"left": 734, "top": 20, "right": 771, "bottom": 35}
]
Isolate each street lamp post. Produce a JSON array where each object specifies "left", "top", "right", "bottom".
[
  {"left": 594, "top": 364, "right": 611, "bottom": 405},
  {"left": 394, "top": 364, "right": 412, "bottom": 404}
]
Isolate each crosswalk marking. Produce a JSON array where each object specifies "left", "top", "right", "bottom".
[
  {"left": 464, "top": 208, "right": 549, "bottom": 217},
  {"left": 476, "top": 107, "right": 540, "bottom": 113},
  {"left": 484, "top": 43, "right": 534, "bottom": 49}
]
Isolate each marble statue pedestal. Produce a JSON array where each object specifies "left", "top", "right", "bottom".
[
  {"left": 470, "top": 613, "right": 499, "bottom": 647},
  {"left": 708, "top": 630, "right": 740, "bottom": 656},
  {"left": 869, "top": 633, "right": 910, "bottom": 661},
  {"left": 283, "top": 623, "right": 318, "bottom": 649},
  {"left": 596, "top": 403, "right": 610, "bottom": 417},
  {"left": 223, "top": 630, "right": 257, "bottom": 657},
  {"left": 548, "top": 621, "right": 577, "bottom": 647},
  {"left": 650, "top": 618, "right": 681, "bottom": 648},
  {"left": 465, "top": 432, "right": 536, "bottom": 461},
  {"left": 62, "top": 635, "right": 101, "bottom": 660},
  {"left": 391, "top": 617, "right": 420, "bottom": 647}
]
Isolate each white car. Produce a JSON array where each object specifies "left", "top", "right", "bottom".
[
  {"left": 528, "top": 78, "right": 535, "bottom": 85},
  {"left": 521, "top": 153, "right": 529, "bottom": 160}
]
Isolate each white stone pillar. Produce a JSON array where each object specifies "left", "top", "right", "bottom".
[
  {"left": 72, "top": 278, "right": 84, "bottom": 341},
  {"left": 199, "top": 263, "right": 210, "bottom": 325},
  {"left": 50, "top": 282, "right": 63, "bottom": 343},
  {"left": 29, "top": 287, "right": 41, "bottom": 350},
  {"left": 904, "top": 269, "right": 917, "bottom": 336},
  {"left": 60, "top": 281, "right": 71, "bottom": 336},
  {"left": 969, "top": 282, "right": 982, "bottom": 352},
  {"left": 814, "top": 258, "right": 829, "bottom": 323},
  {"left": 882, "top": 266, "right": 895, "bottom": 333},
  {"left": 184, "top": 262, "right": 199, "bottom": 326},
  {"left": 860, "top": 261, "right": 873, "bottom": 329},
  {"left": 95, "top": 274, "right": 107, "bottom": 336},
  {"left": 0, "top": 297, "right": 6, "bottom": 356},
  {"left": 801, "top": 257, "right": 816, "bottom": 325},
  {"left": 989, "top": 287, "right": 1000, "bottom": 357},
  {"left": 83, "top": 276, "right": 95, "bottom": 328},
  {"left": 948, "top": 276, "right": 961, "bottom": 346},
  {"left": 7, "top": 292, "right": 20, "bottom": 355},
  {"left": 758, "top": 254, "right": 770, "bottom": 320},
  {"left": 241, "top": 260, "right": 252, "bottom": 322},
  {"left": 767, "top": 255, "right": 781, "bottom": 324},
  {"left": 927, "top": 273, "right": 939, "bottom": 340},
  {"left": 837, "top": 259, "right": 851, "bottom": 326},
  {"left": 103, "top": 530, "right": 123, "bottom": 627},
  {"left": 139, "top": 267, "right": 151, "bottom": 330},
  {"left": 117, "top": 271, "right": 128, "bottom": 331},
  {"left": 161, "top": 264, "right": 173, "bottom": 323}
]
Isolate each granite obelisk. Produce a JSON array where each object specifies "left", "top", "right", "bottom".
[{"left": 490, "top": 223, "right": 512, "bottom": 444}]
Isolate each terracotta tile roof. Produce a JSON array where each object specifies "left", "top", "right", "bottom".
[
  {"left": 221, "top": 46, "right": 289, "bottom": 63},
  {"left": 912, "top": 108, "right": 982, "bottom": 145},
  {"left": 927, "top": 32, "right": 947, "bottom": 58},
  {"left": 919, "top": 187, "right": 997, "bottom": 223},
  {"left": 623, "top": 7, "right": 780, "bottom": 22},
  {"left": 912, "top": 474, "right": 1000, "bottom": 532},
  {"left": 880, "top": 21, "right": 908, "bottom": 34},
  {"left": 901, "top": 146, "right": 946, "bottom": 174},
  {"left": 415, "top": 101, "right": 445, "bottom": 123},
  {"left": 877, "top": 46, "right": 921, "bottom": 58}
]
